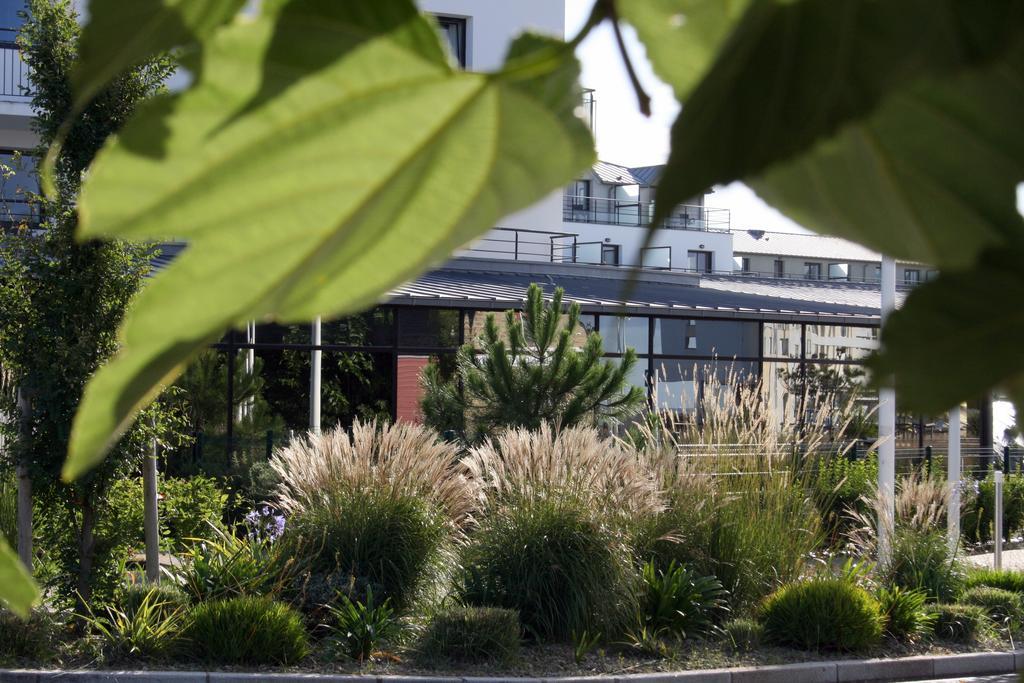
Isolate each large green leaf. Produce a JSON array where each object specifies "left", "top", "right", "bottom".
[
  {"left": 617, "top": 0, "right": 751, "bottom": 98},
  {"left": 0, "top": 540, "right": 37, "bottom": 618},
  {"left": 868, "top": 248, "right": 1024, "bottom": 414},
  {"left": 65, "top": 1, "right": 593, "bottom": 479},
  {"left": 750, "top": 40, "right": 1024, "bottom": 268},
  {"left": 653, "top": 0, "right": 1024, "bottom": 236},
  {"left": 74, "top": 0, "right": 245, "bottom": 107}
]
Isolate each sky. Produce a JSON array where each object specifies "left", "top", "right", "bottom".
[{"left": 565, "top": 0, "right": 809, "bottom": 235}]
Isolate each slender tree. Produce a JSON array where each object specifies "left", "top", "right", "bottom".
[
  {"left": 0, "top": 0, "right": 181, "bottom": 609},
  {"left": 422, "top": 283, "right": 645, "bottom": 441}
]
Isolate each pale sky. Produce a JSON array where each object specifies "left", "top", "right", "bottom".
[{"left": 565, "top": 0, "right": 809, "bottom": 235}]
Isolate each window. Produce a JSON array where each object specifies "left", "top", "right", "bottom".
[
  {"left": 0, "top": 151, "right": 37, "bottom": 223},
  {"left": 599, "top": 316, "right": 649, "bottom": 354},
  {"left": 774, "top": 259, "right": 785, "bottom": 278},
  {"left": 601, "top": 244, "right": 620, "bottom": 266},
  {"left": 570, "top": 179, "right": 590, "bottom": 210},
  {"left": 688, "top": 250, "right": 713, "bottom": 273},
  {"left": 436, "top": 16, "right": 467, "bottom": 67},
  {"left": 733, "top": 256, "right": 751, "bottom": 273},
  {"left": 904, "top": 269, "right": 921, "bottom": 284},
  {"left": 871, "top": 264, "right": 881, "bottom": 282},
  {"left": 653, "top": 318, "right": 759, "bottom": 358},
  {"left": 828, "top": 263, "right": 849, "bottom": 281},
  {"left": 926, "top": 269, "right": 939, "bottom": 281},
  {"left": 804, "top": 262, "right": 822, "bottom": 280}
]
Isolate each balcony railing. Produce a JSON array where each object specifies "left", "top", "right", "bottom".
[
  {"left": 0, "top": 35, "right": 29, "bottom": 98},
  {"left": 563, "top": 194, "right": 730, "bottom": 233}
]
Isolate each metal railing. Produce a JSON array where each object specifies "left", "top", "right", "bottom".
[
  {"left": 467, "top": 227, "right": 579, "bottom": 263},
  {"left": 0, "top": 34, "right": 30, "bottom": 98},
  {"left": 563, "top": 194, "right": 731, "bottom": 233}
]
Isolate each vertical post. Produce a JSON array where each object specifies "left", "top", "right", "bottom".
[
  {"left": 878, "top": 255, "right": 897, "bottom": 565},
  {"left": 225, "top": 333, "right": 235, "bottom": 465},
  {"left": 15, "top": 388, "right": 32, "bottom": 571},
  {"left": 310, "top": 317, "right": 322, "bottom": 433},
  {"left": 143, "top": 431, "right": 160, "bottom": 583},
  {"left": 994, "top": 469, "right": 1004, "bottom": 570},
  {"left": 925, "top": 446, "right": 933, "bottom": 477},
  {"left": 1004, "top": 445, "right": 1011, "bottom": 476},
  {"left": 948, "top": 405, "right": 962, "bottom": 551},
  {"left": 514, "top": 231, "right": 519, "bottom": 261}
]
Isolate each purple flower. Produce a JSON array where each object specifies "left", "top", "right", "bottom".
[{"left": 244, "top": 505, "right": 286, "bottom": 542}]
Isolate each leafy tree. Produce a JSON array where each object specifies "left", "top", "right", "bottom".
[
  {"left": 422, "top": 284, "right": 644, "bottom": 440},
  {"left": 0, "top": 0, "right": 183, "bottom": 611}
]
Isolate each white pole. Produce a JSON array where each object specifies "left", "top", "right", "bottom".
[
  {"left": 995, "top": 469, "right": 1004, "bottom": 570},
  {"left": 878, "top": 256, "right": 897, "bottom": 565},
  {"left": 948, "top": 405, "right": 962, "bottom": 551},
  {"left": 143, "top": 436, "right": 160, "bottom": 583},
  {"left": 310, "top": 317, "right": 321, "bottom": 433}
]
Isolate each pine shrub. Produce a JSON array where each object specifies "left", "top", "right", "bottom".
[
  {"left": 761, "top": 579, "right": 883, "bottom": 651},
  {"left": 722, "top": 618, "right": 763, "bottom": 652},
  {"left": 119, "top": 581, "right": 188, "bottom": 620},
  {"left": 187, "top": 596, "right": 309, "bottom": 665},
  {"left": 964, "top": 568, "right": 1024, "bottom": 594},
  {"left": 419, "top": 606, "right": 521, "bottom": 663},
  {"left": 928, "top": 603, "right": 991, "bottom": 643},
  {"left": 959, "top": 586, "right": 1024, "bottom": 630}
]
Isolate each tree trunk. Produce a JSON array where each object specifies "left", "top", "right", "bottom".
[
  {"left": 15, "top": 388, "right": 32, "bottom": 571},
  {"left": 75, "top": 499, "right": 96, "bottom": 613}
]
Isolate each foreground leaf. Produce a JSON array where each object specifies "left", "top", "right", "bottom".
[
  {"left": 868, "top": 247, "right": 1024, "bottom": 415},
  {"left": 74, "top": 0, "right": 245, "bottom": 108},
  {"left": 618, "top": 0, "right": 750, "bottom": 98},
  {"left": 653, "top": 0, "right": 1024, "bottom": 236},
  {"left": 751, "top": 39, "right": 1024, "bottom": 268},
  {"left": 66, "top": 2, "right": 593, "bottom": 478},
  {"left": 0, "top": 539, "right": 37, "bottom": 618}
]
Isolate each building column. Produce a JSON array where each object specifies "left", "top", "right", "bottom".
[
  {"left": 310, "top": 317, "right": 321, "bottom": 433},
  {"left": 878, "top": 255, "right": 897, "bottom": 564}
]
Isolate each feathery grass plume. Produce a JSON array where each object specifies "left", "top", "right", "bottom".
[
  {"left": 270, "top": 420, "right": 477, "bottom": 527},
  {"left": 845, "top": 468, "right": 950, "bottom": 555}
]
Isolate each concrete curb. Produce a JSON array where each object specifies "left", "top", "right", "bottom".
[{"left": 2, "top": 651, "right": 1020, "bottom": 683}]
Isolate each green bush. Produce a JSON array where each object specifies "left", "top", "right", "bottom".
[
  {"left": 959, "top": 586, "right": 1024, "bottom": 630},
  {"left": 877, "top": 586, "right": 935, "bottom": 642},
  {"left": 461, "top": 497, "right": 636, "bottom": 641},
  {"left": 761, "top": 579, "right": 884, "bottom": 651},
  {"left": 323, "top": 588, "right": 398, "bottom": 662},
  {"left": 881, "top": 529, "right": 965, "bottom": 602},
  {"left": 187, "top": 596, "right": 309, "bottom": 665},
  {"left": 962, "top": 471, "right": 1024, "bottom": 544},
  {"left": 964, "top": 568, "right": 1024, "bottom": 594},
  {"left": 0, "top": 609, "right": 58, "bottom": 663},
  {"left": 640, "top": 560, "right": 727, "bottom": 639},
  {"left": 419, "top": 606, "right": 520, "bottom": 664},
  {"left": 813, "top": 454, "right": 878, "bottom": 542},
  {"left": 102, "top": 476, "right": 227, "bottom": 552},
  {"left": 722, "top": 617, "right": 763, "bottom": 652},
  {"left": 119, "top": 581, "right": 189, "bottom": 620},
  {"left": 171, "top": 526, "right": 294, "bottom": 603},
  {"left": 86, "top": 589, "right": 187, "bottom": 661},
  {"left": 928, "top": 603, "right": 991, "bottom": 643},
  {"left": 285, "top": 489, "right": 450, "bottom": 610}
]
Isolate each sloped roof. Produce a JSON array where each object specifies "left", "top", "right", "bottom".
[
  {"left": 592, "top": 161, "right": 642, "bottom": 186},
  {"left": 629, "top": 164, "right": 664, "bottom": 186},
  {"left": 732, "top": 229, "right": 883, "bottom": 262}
]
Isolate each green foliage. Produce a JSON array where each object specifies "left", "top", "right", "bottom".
[
  {"left": 423, "top": 285, "right": 644, "bottom": 441},
  {"left": 323, "top": 588, "right": 398, "bottom": 662},
  {"left": 813, "top": 454, "right": 878, "bottom": 541},
  {"left": 186, "top": 596, "right": 309, "bottom": 665},
  {"left": 84, "top": 587, "right": 187, "bottom": 661},
  {"left": 761, "top": 579, "right": 884, "bottom": 652},
  {"left": 103, "top": 476, "right": 227, "bottom": 552},
  {"left": 928, "top": 603, "right": 992, "bottom": 643},
  {"left": 171, "top": 526, "right": 294, "bottom": 603},
  {"left": 639, "top": 560, "right": 727, "bottom": 640},
  {"left": 418, "top": 606, "right": 520, "bottom": 664},
  {"left": 285, "top": 490, "right": 449, "bottom": 610},
  {"left": 877, "top": 586, "right": 935, "bottom": 642},
  {"left": 0, "top": 609, "right": 58, "bottom": 663},
  {"left": 118, "top": 582, "right": 189, "bottom": 621},
  {"left": 964, "top": 568, "right": 1024, "bottom": 594},
  {"left": 959, "top": 586, "right": 1024, "bottom": 631},
  {"left": 881, "top": 529, "right": 966, "bottom": 602},
  {"left": 461, "top": 496, "right": 636, "bottom": 641},
  {"left": 961, "top": 470, "right": 1024, "bottom": 544},
  {"left": 0, "top": 474, "right": 15, "bottom": 549},
  {"left": 721, "top": 617, "right": 763, "bottom": 652},
  {"left": 66, "top": 2, "right": 594, "bottom": 479}
]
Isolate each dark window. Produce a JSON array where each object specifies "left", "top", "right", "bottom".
[
  {"left": 436, "top": 16, "right": 467, "bottom": 67},
  {"left": 904, "top": 269, "right": 921, "bottom": 284},
  {"left": 0, "top": 1, "right": 24, "bottom": 36},
  {"left": 925, "top": 269, "right": 939, "bottom": 281},
  {"left": 601, "top": 243, "right": 620, "bottom": 266},
  {"left": 687, "top": 250, "right": 712, "bottom": 273},
  {"left": 653, "top": 318, "right": 759, "bottom": 358},
  {"left": 804, "top": 262, "right": 822, "bottom": 280},
  {"left": 733, "top": 256, "right": 750, "bottom": 273},
  {"left": 0, "top": 151, "right": 36, "bottom": 224},
  {"left": 571, "top": 179, "right": 590, "bottom": 210},
  {"left": 398, "top": 308, "right": 460, "bottom": 348},
  {"left": 322, "top": 308, "right": 395, "bottom": 347},
  {"left": 599, "top": 316, "right": 649, "bottom": 354},
  {"left": 774, "top": 259, "right": 785, "bottom": 278}
]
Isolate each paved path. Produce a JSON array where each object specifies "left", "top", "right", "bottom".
[{"left": 967, "top": 548, "right": 1024, "bottom": 570}]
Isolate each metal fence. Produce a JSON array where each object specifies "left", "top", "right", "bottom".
[
  {"left": 0, "top": 37, "right": 29, "bottom": 98},
  {"left": 563, "top": 194, "right": 731, "bottom": 233}
]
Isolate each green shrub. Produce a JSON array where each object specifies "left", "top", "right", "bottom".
[
  {"left": 0, "top": 609, "right": 58, "bottom": 663},
  {"left": 761, "top": 579, "right": 884, "bottom": 651},
  {"left": 187, "top": 596, "right": 309, "bottom": 665},
  {"left": 722, "top": 617, "right": 763, "bottom": 652},
  {"left": 0, "top": 473, "right": 16, "bottom": 550},
  {"left": 959, "top": 586, "right": 1024, "bottom": 630},
  {"left": 813, "top": 454, "right": 878, "bottom": 542},
  {"left": 461, "top": 497, "right": 636, "bottom": 641},
  {"left": 640, "top": 560, "right": 727, "bottom": 639},
  {"left": 172, "top": 526, "right": 294, "bottom": 603},
  {"left": 964, "top": 568, "right": 1024, "bottom": 594},
  {"left": 102, "top": 476, "right": 227, "bottom": 552},
  {"left": 285, "top": 489, "right": 449, "bottom": 609},
  {"left": 119, "top": 581, "right": 189, "bottom": 621},
  {"left": 419, "top": 606, "right": 520, "bottom": 664},
  {"left": 323, "top": 587, "right": 398, "bottom": 662},
  {"left": 928, "top": 603, "right": 991, "bottom": 643},
  {"left": 962, "top": 471, "right": 1024, "bottom": 544},
  {"left": 881, "top": 529, "right": 965, "bottom": 602},
  {"left": 86, "top": 589, "right": 187, "bottom": 661},
  {"left": 877, "top": 586, "right": 935, "bottom": 642}
]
